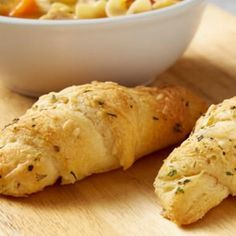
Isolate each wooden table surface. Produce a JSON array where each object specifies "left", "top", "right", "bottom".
[{"left": 0, "top": 5, "right": 236, "bottom": 236}]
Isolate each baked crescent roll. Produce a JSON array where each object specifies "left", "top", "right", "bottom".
[
  {"left": 154, "top": 97, "right": 236, "bottom": 225},
  {"left": 0, "top": 81, "right": 206, "bottom": 196}
]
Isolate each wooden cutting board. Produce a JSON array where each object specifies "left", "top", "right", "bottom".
[{"left": 0, "top": 5, "right": 236, "bottom": 236}]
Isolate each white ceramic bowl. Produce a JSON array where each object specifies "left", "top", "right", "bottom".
[{"left": 0, "top": 0, "right": 206, "bottom": 96}]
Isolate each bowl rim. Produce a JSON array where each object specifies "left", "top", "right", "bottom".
[{"left": 0, "top": 0, "right": 205, "bottom": 25}]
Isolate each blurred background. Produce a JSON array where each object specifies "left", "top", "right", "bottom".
[{"left": 210, "top": 0, "right": 236, "bottom": 15}]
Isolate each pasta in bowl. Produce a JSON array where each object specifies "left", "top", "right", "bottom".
[{"left": 0, "top": 0, "right": 182, "bottom": 19}]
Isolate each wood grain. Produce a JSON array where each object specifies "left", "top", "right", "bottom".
[{"left": 0, "top": 5, "right": 236, "bottom": 236}]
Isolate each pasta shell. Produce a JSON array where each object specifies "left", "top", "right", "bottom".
[
  {"left": 35, "top": 0, "right": 51, "bottom": 12},
  {"left": 106, "top": 0, "right": 134, "bottom": 17},
  {"left": 153, "top": 0, "right": 179, "bottom": 10},
  {"left": 36, "top": 0, "right": 77, "bottom": 13},
  {"left": 127, "top": 0, "right": 152, "bottom": 15},
  {"left": 75, "top": 0, "right": 107, "bottom": 19},
  {"left": 40, "top": 3, "right": 75, "bottom": 19}
]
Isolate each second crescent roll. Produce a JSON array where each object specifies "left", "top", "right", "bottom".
[
  {"left": 0, "top": 81, "right": 206, "bottom": 196},
  {"left": 154, "top": 97, "right": 236, "bottom": 225}
]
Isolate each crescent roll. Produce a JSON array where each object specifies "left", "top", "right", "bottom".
[
  {"left": 0, "top": 81, "right": 206, "bottom": 196},
  {"left": 154, "top": 97, "right": 236, "bottom": 225}
]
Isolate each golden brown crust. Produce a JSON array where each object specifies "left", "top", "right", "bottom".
[
  {"left": 154, "top": 97, "right": 236, "bottom": 225},
  {"left": 0, "top": 81, "right": 206, "bottom": 196}
]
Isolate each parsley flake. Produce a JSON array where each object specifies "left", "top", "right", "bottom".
[
  {"left": 226, "top": 171, "right": 234, "bottom": 176},
  {"left": 175, "top": 187, "right": 184, "bottom": 194},
  {"left": 167, "top": 169, "right": 177, "bottom": 177}
]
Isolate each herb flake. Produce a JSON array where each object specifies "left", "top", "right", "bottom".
[
  {"left": 53, "top": 145, "right": 60, "bottom": 152},
  {"left": 173, "top": 123, "right": 183, "bottom": 133},
  {"left": 70, "top": 171, "right": 77, "bottom": 180},
  {"left": 36, "top": 174, "right": 47, "bottom": 181},
  {"left": 183, "top": 179, "right": 191, "bottom": 185},
  {"left": 197, "top": 135, "right": 204, "bottom": 142},
  {"left": 106, "top": 112, "right": 117, "bottom": 118},
  {"left": 97, "top": 101, "right": 104, "bottom": 106},
  {"left": 51, "top": 94, "right": 57, "bottom": 103},
  {"left": 226, "top": 171, "right": 233, "bottom": 176},
  {"left": 12, "top": 118, "right": 19, "bottom": 123},
  {"left": 175, "top": 187, "right": 184, "bottom": 194},
  {"left": 83, "top": 89, "right": 92, "bottom": 93},
  {"left": 28, "top": 165, "right": 34, "bottom": 171},
  {"left": 167, "top": 169, "right": 177, "bottom": 177}
]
